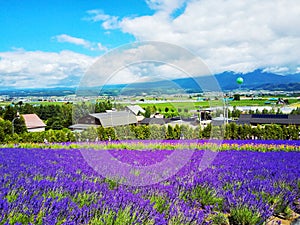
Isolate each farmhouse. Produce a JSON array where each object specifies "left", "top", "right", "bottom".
[
  {"left": 22, "top": 114, "right": 46, "bottom": 132},
  {"left": 69, "top": 111, "right": 137, "bottom": 131}
]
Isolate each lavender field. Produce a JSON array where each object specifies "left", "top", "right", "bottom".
[{"left": 0, "top": 140, "right": 300, "bottom": 224}]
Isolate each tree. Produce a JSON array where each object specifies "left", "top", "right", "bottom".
[
  {"left": 13, "top": 116, "right": 27, "bottom": 134},
  {"left": 144, "top": 106, "right": 152, "bottom": 118},
  {"left": 180, "top": 124, "right": 194, "bottom": 139},
  {"left": 114, "top": 125, "right": 135, "bottom": 140},
  {"left": 291, "top": 107, "right": 300, "bottom": 115},
  {"left": 133, "top": 125, "right": 150, "bottom": 140},
  {"left": 262, "top": 108, "right": 269, "bottom": 114},
  {"left": 149, "top": 125, "right": 166, "bottom": 140},
  {"left": 166, "top": 125, "right": 174, "bottom": 139},
  {"left": 20, "top": 103, "right": 35, "bottom": 114},
  {"left": 0, "top": 126, "right": 5, "bottom": 143},
  {"left": 97, "top": 127, "right": 116, "bottom": 140},
  {"left": 287, "top": 125, "right": 299, "bottom": 140},
  {"left": 50, "top": 120, "right": 64, "bottom": 130},
  {"left": 3, "top": 105, "right": 17, "bottom": 121},
  {"left": 173, "top": 124, "right": 181, "bottom": 139},
  {"left": 202, "top": 123, "right": 212, "bottom": 139},
  {"left": 231, "top": 106, "right": 241, "bottom": 118},
  {"left": 211, "top": 125, "right": 223, "bottom": 140},
  {"left": 225, "top": 123, "right": 238, "bottom": 140},
  {"left": 233, "top": 94, "right": 240, "bottom": 101},
  {"left": 95, "top": 100, "right": 112, "bottom": 113},
  {"left": 0, "top": 119, "right": 12, "bottom": 134}
]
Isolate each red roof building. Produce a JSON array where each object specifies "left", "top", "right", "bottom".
[{"left": 22, "top": 114, "right": 46, "bottom": 132}]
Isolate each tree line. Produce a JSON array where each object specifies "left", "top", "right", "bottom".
[{"left": 1, "top": 123, "right": 300, "bottom": 144}]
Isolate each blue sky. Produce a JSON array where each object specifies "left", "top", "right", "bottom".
[
  {"left": 0, "top": 0, "right": 150, "bottom": 54},
  {"left": 0, "top": 0, "right": 300, "bottom": 88}
]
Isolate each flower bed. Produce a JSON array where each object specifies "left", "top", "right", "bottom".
[{"left": 0, "top": 141, "right": 299, "bottom": 224}]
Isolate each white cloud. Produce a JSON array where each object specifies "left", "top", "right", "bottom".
[
  {"left": 85, "top": 10, "right": 120, "bottom": 29},
  {"left": 55, "top": 34, "right": 91, "bottom": 48},
  {"left": 106, "top": 62, "right": 188, "bottom": 85},
  {"left": 0, "top": 50, "right": 95, "bottom": 88},
  {"left": 262, "top": 66, "right": 290, "bottom": 74},
  {"left": 145, "top": 0, "right": 186, "bottom": 14},
  {"left": 54, "top": 34, "right": 108, "bottom": 52},
  {"left": 96, "top": 43, "right": 108, "bottom": 52},
  {"left": 80, "top": 42, "right": 212, "bottom": 89},
  {"left": 88, "top": 0, "right": 300, "bottom": 75},
  {"left": 2, "top": 0, "right": 300, "bottom": 88}
]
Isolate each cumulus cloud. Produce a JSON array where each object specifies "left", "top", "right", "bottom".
[
  {"left": 106, "top": 62, "right": 188, "bottom": 85},
  {"left": 0, "top": 50, "right": 95, "bottom": 88},
  {"left": 54, "top": 34, "right": 108, "bottom": 52},
  {"left": 88, "top": 0, "right": 300, "bottom": 75},
  {"left": 80, "top": 41, "right": 221, "bottom": 94},
  {"left": 2, "top": 0, "right": 300, "bottom": 88}
]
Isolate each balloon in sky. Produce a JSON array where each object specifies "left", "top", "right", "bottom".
[{"left": 236, "top": 77, "right": 244, "bottom": 85}]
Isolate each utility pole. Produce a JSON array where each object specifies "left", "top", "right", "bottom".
[
  {"left": 12, "top": 111, "right": 20, "bottom": 134},
  {"left": 224, "top": 96, "right": 229, "bottom": 124}
]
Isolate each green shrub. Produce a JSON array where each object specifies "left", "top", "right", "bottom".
[{"left": 228, "top": 206, "right": 262, "bottom": 225}]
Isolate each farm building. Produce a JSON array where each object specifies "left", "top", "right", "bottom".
[
  {"left": 125, "top": 105, "right": 145, "bottom": 115},
  {"left": 22, "top": 114, "right": 46, "bottom": 132},
  {"left": 236, "top": 114, "right": 300, "bottom": 126},
  {"left": 69, "top": 111, "right": 137, "bottom": 131},
  {"left": 125, "top": 105, "right": 145, "bottom": 122}
]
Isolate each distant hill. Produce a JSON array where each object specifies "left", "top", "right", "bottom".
[{"left": 0, "top": 87, "right": 76, "bottom": 97}]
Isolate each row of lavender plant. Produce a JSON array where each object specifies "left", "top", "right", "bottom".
[{"left": 2, "top": 139, "right": 300, "bottom": 152}]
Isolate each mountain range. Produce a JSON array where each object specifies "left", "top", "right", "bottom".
[
  {"left": 214, "top": 69, "right": 300, "bottom": 90},
  {"left": 2, "top": 69, "right": 300, "bottom": 97}
]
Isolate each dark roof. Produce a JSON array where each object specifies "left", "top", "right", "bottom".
[
  {"left": 140, "top": 118, "right": 170, "bottom": 125},
  {"left": 69, "top": 124, "right": 100, "bottom": 130},
  {"left": 236, "top": 114, "right": 300, "bottom": 125},
  {"left": 211, "top": 117, "right": 232, "bottom": 126}
]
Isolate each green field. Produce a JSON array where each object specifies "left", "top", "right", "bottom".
[
  {"left": 1, "top": 97, "right": 299, "bottom": 111},
  {"left": 137, "top": 98, "right": 299, "bottom": 111},
  {"left": 0, "top": 101, "right": 66, "bottom": 107}
]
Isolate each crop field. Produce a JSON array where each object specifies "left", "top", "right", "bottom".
[
  {"left": 137, "top": 98, "right": 299, "bottom": 112},
  {"left": 0, "top": 101, "right": 66, "bottom": 107},
  {"left": 0, "top": 140, "right": 300, "bottom": 224}
]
